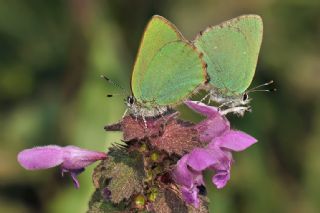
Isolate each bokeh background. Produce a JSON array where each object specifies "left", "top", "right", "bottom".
[{"left": 1, "top": 0, "right": 320, "bottom": 212}]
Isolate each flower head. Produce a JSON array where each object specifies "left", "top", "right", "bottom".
[
  {"left": 173, "top": 101, "right": 257, "bottom": 206},
  {"left": 17, "top": 145, "right": 107, "bottom": 188}
]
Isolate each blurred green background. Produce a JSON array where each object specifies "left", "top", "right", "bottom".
[{"left": 1, "top": 0, "right": 320, "bottom": 212}]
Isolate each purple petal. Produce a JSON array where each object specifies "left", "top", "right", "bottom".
[
  {"left": 18, "top": 145, "right": 107, "bottom": 188},
  {"left": 214, "top": 130, "right": 257, "bottom": 152},
  {"left": 62, "top": 168, "right": 84, "bottom": 188},
  {"left": 185, "top": 100, "right": 230, "bottom": 142},
  {"left": 173, "top": 155, "right": 204, "bottom": 188},
  {"left": 17, "top": 145, "right": 64, "bottom": 170},
  {"left": 212, "top": 170, "right": 230, "bottom": 189},
  {"left": 210, "top": 155, "right": 232, "bottom": 189},
  {"left": 196, "top": 114, "right": 230, "bottom": 142},
  {"left": 189, "top": 144, "right": 232, "bottom": 189},
  {"left": 185, "top": 100, "right": 220, "bottom": 118},
  {"left": 172, "top": 155, "right": 195, "bottom": 188},
  {"left": 181, "top": 186, "right": 200, "bottom": 208},
  {"left": 61, "top": 146, "right": 107, "bottom": 170},
  {"left": 70, "top": 170, "right": 81, "bottom": 188},
  {"left": 186, "top": 148, "right": 222, "bottom": 172}
]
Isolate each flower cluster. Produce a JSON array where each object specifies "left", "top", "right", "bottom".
[
  {"left": 17, "top": 101, "right": 257, "bottom": 211},
  {"left": 172, "top": 101, "right": 257, "bottom": 207}
]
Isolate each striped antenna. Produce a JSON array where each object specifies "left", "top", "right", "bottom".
[
  {"left": 247, "top": 80, "right": 276, "bottom": 93},
  {"left": 100, "top": 75, "right": 129, "bottom": 97}
]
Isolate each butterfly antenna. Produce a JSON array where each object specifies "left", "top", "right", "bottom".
[
  {"left": 249, "top": 89, "right": 277, "bottom": 92},
  {"left": 247, "top": 80, "right": 276, "bottom": 93},
  {"left": 100, "top": 75, "right": 128, "bottom": 96},
  {"left": 106, "top": 93, "right": 125, "bottom": 98}
]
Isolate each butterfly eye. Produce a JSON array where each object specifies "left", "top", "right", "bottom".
[
  {"left": 242, "top": 93, "right": 248, "bottom": 101},
  {"left": 127, "top": 96, "right": 135, "bottom": 105}
]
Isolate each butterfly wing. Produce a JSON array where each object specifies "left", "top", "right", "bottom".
[
  {"left": 132, "top": 15, "right": 206, "bottom": 106},
  {"left": 194, "top": 15, "right": 263, "bottom": 95},
  {"left": 131, "top": 15, "right": 184, "bottom": 101},
  {"left": 139, "top": 41, "right": 207, "bottom": 106}
]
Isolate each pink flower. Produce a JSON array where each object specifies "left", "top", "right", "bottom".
[
  {"left": 172, "top": 101, "right": 257, "bottom": 207},
  {"left": 17, "top": 145, "right": 107, "bottom": 188}
]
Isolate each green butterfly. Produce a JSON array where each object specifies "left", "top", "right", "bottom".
[
  {"left": 126, "top": 15, "right": 207, "bottom": 119},
  {"left": 194, "top": 15, "right": 264, "bottom": 115}
]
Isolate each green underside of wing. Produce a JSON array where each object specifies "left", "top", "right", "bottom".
[
  {"left": 131, "top": 15, "right": 184, "bottom": 97},
  {"left": 194, "top": 15, "right": 263, "bottom": 95},
  {"left": 136, "top": 41, "right": 206, "bottom": 106}
]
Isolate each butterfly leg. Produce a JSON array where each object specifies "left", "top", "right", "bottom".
[
  {"left": 133, "top": 108, "right": 138, "bottom": 121},
  {"left": 207, "top": 98, "right": 211, "bottom": 105},
  {"left": 122, "top": 108, "right": 128, "bottom": 118},
  {"left": 156, "top": 106, "right": 166, "bottom": 121},
  {"left": 218, "top": 100, "right": 233, "bottom": 110},
  {"left": 200, "top": 92, "right": 211, "bottom": 103},
  {"left": 142, "top": 114, "right": 147, "bottom": 129},
  {"left": 221, "top": 106, "right": 251, "bottom": 116}
]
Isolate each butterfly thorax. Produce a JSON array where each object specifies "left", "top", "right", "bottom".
[{"left": 126, "top": 95, "right": 168, "bottom": 118}]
